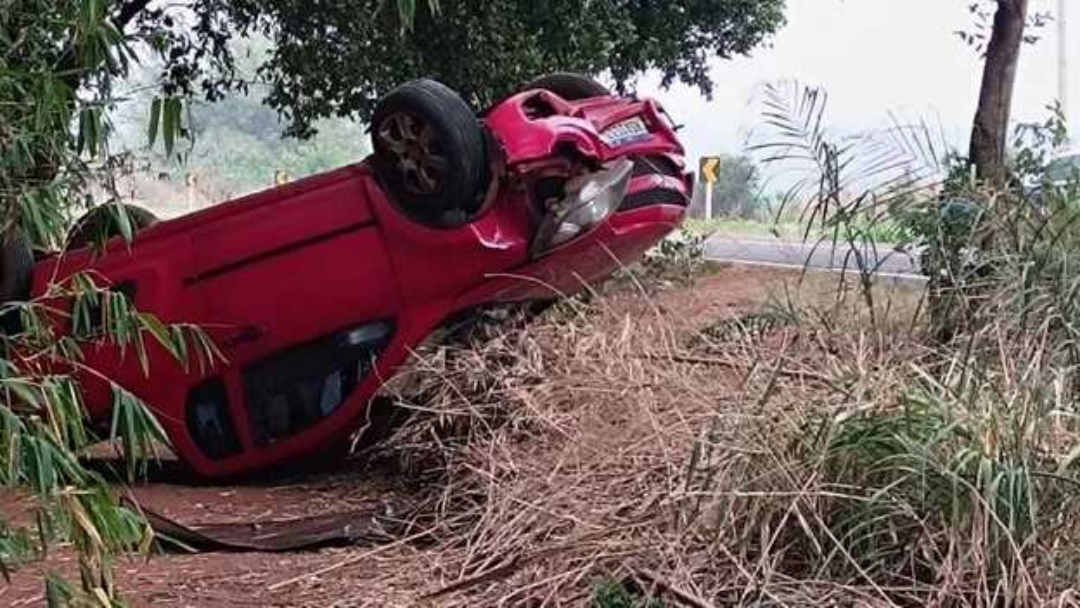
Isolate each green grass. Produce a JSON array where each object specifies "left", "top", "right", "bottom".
[{"left": 591, "top": 580, "right": 665, "bottom": 608}]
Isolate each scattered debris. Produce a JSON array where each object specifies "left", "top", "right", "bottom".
[{"left": 138, "top": 504, "right": 401, "bottom": 553}]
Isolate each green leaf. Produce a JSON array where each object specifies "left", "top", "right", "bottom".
[
  {"left": 3, "top": 379, "right": 44, "bottom": 413},
  {"left": 45, "top": 575, "right": 74, "bottom": 608},
  {"left": 148, "top": 97, "right": 161, "bottom": 148},
  {"left": 398, "top": 0, "right": 416, "bottom": 29},
  {"left": 113, "top": 204, "right": 134, "bottom": 244},
  {"left": 138, "top": 313, "right": 179, "bottom": 361},
  {"left": 108, "top": 385, "right": 168, "bottom": 480},
  {"left": 162, "top": 97, "right": 178, "bottom": 156}
]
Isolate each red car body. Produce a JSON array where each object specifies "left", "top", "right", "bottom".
[{"left": 31, "top": 89, "right": 690, "bottom": 477}]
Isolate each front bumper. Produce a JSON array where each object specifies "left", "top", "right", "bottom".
[{"left": 457, "top": 203, "right": 687, "bottom": 306}]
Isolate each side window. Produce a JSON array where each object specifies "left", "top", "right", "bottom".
[
  {"left": 186, "top": 377, "right": 242, "bottom": 460},
  {"left": 243, "top": 321, "right": 393, "bottom": 445}
]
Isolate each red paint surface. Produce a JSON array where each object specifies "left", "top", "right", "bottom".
[{"left": 30, "top": 90, "right": 691, "bottom": 477}]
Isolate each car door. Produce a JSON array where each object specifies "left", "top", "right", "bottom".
[{"left": 183, "top": 167, "right": 401, "bottom": 473}]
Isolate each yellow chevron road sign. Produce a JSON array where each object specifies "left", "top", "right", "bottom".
[
  {"left": 701, "top": 156, "right": 721, "bottom": 184},
  {"left": 700, "top": 156, "right": 722, "bottom": 219}
]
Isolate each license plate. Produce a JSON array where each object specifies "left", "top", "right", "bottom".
[{"left": 601, "top": 117, "right": 650, "bottom": 147}]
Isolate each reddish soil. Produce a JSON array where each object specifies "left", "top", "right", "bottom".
[{"left": 0, "top": 264, "right": 808, "bottom": 607}]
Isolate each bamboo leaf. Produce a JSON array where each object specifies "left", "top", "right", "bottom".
[
  {"left": 398, "top": 0, "right": 416, "bottom": 28},
  {"left": 162, "top": 97, "right": 178, "bottom": 156},
  {"left": 148, "top": 97, "right": 161, "bottom": 148}
]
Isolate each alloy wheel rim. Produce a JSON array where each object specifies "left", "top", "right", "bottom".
[{"left": 377, "top": 112, "right": 448, "bottom": 196}]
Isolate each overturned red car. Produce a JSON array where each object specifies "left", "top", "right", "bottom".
[{"left": 11, "top": 74, "right": 690, "bottom": 477}]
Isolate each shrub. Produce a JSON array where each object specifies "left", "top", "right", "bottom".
[
  {"left": 592, "top": 580, "right": 665, "bottom": 608},
  {"left": 676, "top": 82, "right": 1080, "bottom": 603},
  {"left": 636, "top": 228, "right": 709, "bottom": 287}
]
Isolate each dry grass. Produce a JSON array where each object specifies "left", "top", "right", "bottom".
[
  {"left": 13, "top": 266, "right": 1077, "bottom": 607},
  {"left": 197, "top": 272, "right": 906, "bottom": 604},
  {"left": 291, "top": 263, "right": 1080, "bottom": 608}
]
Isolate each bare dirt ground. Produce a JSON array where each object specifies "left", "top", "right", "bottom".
[{"left": 0, "top": 265, "right": 870, "bottom": 607}]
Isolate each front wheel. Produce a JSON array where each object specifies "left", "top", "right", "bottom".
[{"left": 371, "top": 79, "right": 490, "bottom": 227}]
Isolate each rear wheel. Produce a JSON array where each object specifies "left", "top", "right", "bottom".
[
  {"left": 67, "top": 204, "right": 159, "bottom": 250},
  {"left": 520, "top": 72, "right": 610, "bottom": 100},
  {"left": 371, "top": 79, "right": 489, "bottom": 226},
  {"left": 1, "top": 229, "right": 33, "bottom": 303},
  {"left": 0, "top": 229, "right": 34, "bottom": 333}
]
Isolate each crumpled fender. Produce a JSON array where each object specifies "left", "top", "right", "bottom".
[{"left": 485, "top": 91, "right": 605, "bottom": 164}]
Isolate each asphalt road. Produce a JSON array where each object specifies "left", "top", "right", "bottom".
[{"left": 705, "top": 234, "right": 924, "bottom": 280}]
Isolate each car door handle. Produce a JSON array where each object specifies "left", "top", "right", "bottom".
[{"left": 221, "top": 325, "right": 266, "bottom": 348}]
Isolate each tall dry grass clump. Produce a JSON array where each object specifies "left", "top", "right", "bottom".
[
  {"left": 677, "top": 82, "right": 1080, "bottom": 606},
  {"left": 356, "top": 270, "right": 993, "bottom": 604},
  {"left": 310, "top": 86, "right": 1080, "bottom": 606},
  {"left": 340, "top": 87, "right": 1080, "bottom": 605}
]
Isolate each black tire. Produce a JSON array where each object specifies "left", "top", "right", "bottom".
[
  {"left": 0, "top": 229, "right": 33, "bottom": 303},
  {"left": 67, "top": 204, "right": 159, "bottom": 250},
  {"left": 371, "top": 79, "right": 489, "bottom": 226},
  {"left": 520, "top": 72, "right": 610, "bottom": 100}
]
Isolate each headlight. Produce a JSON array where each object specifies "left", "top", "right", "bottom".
[{"left": 530, "top": 159, "right": 633, "bottom": 257}]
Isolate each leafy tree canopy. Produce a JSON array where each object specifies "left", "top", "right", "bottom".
[
  {"left": 128, "top": 0, "right": 786, "bottom": 137},
  {"left": 112, "top": 36, "right": 369, "bottom": 201}
]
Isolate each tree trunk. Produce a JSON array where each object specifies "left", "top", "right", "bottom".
[{"left": 969, "top": 0, "right": 1030, "bottom": 185}]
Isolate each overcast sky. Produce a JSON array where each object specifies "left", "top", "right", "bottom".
[{"left": 638, "top": 0, "right": 1075, "bottom": 163}]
